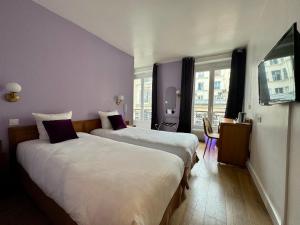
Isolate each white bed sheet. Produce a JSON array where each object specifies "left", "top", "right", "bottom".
[
  {"left": 91, "top": 127, "right": 199, "bottom": 167},
  {"left": 17, "top": 132, "right": 184, "bottom": 225}
]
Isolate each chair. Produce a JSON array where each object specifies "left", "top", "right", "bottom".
[{"left": 202, "top": 117, "right": 220, "bottom": 158}]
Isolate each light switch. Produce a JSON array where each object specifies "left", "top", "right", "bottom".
[
  {"left": 255, "top": 114, "right": 262, "bottom": 123},
  {"left": 9, "top": 118, "right": 19, "bottom": 126}
]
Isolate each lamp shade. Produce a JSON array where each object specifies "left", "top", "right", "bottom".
[
  {"left": 6, "top": 82, "right": 22, "bottom": 93},
  {"left": 117, "top": 95, "right": 124, "bottom": 101}
]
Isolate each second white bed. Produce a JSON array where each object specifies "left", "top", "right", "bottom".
[{"left": 91, "top": 127, "right": 199, "bottom": 168}]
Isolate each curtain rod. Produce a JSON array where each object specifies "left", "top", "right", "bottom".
[{"left": 135, "top": 49, "right": 235, "bottom": 70}]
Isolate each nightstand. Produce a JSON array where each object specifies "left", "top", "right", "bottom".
[{"left": 0, "top": 140, "right": 10, "bottom": 193}]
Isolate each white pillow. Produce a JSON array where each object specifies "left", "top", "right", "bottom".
[
  {"left": 98, "top": 111, "right": 119, "bottom": 129},
  {"left": 32, "top": 111, "right": 73, "bottom": 140}
]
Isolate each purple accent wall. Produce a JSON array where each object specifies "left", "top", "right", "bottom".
[
  {"left": 0, "top": 0, "right": 133, "bottom": 150},
  {"left": 157, "top": 61, "right": 182, "bottom": 131}
]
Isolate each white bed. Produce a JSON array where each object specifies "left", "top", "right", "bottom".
[
  {"left": 91, "top": 127, "right": 199, "bottom": 168},
  {"left": 17, "top": 132, "right": 184, "bottom": 225}
]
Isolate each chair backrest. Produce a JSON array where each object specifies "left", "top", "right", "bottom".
[{"left": 203, "top": 117, "right": 213, "bottom": 135}]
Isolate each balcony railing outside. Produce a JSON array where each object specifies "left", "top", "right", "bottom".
[
  {"left": 193, "top": 111, "right": 225, "bottom": 128},
  {"left": 133, "top": 108, "right": 152, "bottom": 121}
]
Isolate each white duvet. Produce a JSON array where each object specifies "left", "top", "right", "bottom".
[
  {"left": 17, "top": 133, "right": 184, "bottom": 225},
  {"left": 91, "top": 127, "right": 199, "bottom": 167}
]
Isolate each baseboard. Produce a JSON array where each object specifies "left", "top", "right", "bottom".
[{"left": 247, "top": 161, "right": 282, "bottom": 225}]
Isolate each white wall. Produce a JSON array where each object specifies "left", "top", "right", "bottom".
[
  {"left": 288, "top": 104, "right": 300, "bottom": 225},
  {"left": 244, "top": 0, "right": 300, "bottom": 224}
]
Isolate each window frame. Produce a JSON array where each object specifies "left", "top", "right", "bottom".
[
  {"left": 192, "top": 60, "right": 231, "bottom": 129},
  {"left": 275, "top": 87, "right": 284, "bottom": 94}
]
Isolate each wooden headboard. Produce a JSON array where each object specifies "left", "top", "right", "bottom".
[{"left": 8, "top": 118, "right": 101, "bottom": 166}]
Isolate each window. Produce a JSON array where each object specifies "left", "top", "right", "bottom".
[
  {"left": 197, "top": 82, "right": 204, "bottom": 91},
  {"left": 214, "top": 81, "right": 221, "bottom": 89},
  {"left": 272, "top": 70, "right": 282, "bottom": 81},
  {"left": 193, "top": 71, "right": 210, "bottom": 128},
  {"left": 193, "top": 60, "right": 231, "bottom": 129},
  {"left": 133, "top": 79, "right": 142, "bottom": 120},
  {"left": 275, "top": 87, "right": 284, "bottom": 94},
  {"left": 197, "top": 95, "right": 204, "bottom": 100},
  {"left": 133, "top": 69, "right": 152, "bottom": 128}
]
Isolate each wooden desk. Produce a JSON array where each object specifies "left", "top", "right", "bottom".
[
  {"left": 217, "top": 120, "right": 252, "bottom": 167},
  {"left": 220, "top": 118, "right": 235, "bottom": 123}
]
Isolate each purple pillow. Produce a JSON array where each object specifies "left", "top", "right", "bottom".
[
  {"left": 107, "top": 115, "right": 127, "bottom": 130},
  {"left": 42, "top": 119, "right": 78, "bottom": 144}
]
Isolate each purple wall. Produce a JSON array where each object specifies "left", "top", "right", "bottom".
[
  {"left": 0, "top": 0, "right": 133, "bottom": 150},
  {"left": 157, "top": 61, "right": 182, "bottom": 131}
]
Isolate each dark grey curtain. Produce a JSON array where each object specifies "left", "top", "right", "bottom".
[
  {"left": 151, "top": 63, "right": 158, "bottom": 129},
  {"left": 225, "top": 48, "right": 247, "bottom": 119},
  {"left": 177, "top": 57, "right": 195, "bottom": 133}
]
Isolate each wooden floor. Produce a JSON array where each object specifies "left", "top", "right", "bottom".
[
  {"left": 170, "top": 143, "right": 273, "bottom": 225},
  {"left": 0, "top": 143, "right": 272, "bottom": 225},
  {"left": 0, "top": 192, "right": 49, "bottom": 225}
]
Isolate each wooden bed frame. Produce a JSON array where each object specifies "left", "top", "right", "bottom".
[
  {"left": 8, "top": 118, "right": 185, "bottom": 225},
  {"left": 182, "top": 152, "right": 199, "bottom": 189}
]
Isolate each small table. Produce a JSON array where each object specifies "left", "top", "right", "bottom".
[
  {"left": 217, "top": 119, "right": 252, "bottom": 167},
  {"left": 220, "top": 118, "right": 235, "bottom": 123}
]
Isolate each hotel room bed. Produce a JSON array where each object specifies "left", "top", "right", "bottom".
[
  {"left": 91, "top": 127, "right": 199, "bottom": 169},
  {"left": 10, "top": 125, "right": 185, "bottom": 225}
]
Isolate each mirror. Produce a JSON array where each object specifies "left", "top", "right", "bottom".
[{"left": 165, "top": 87, "right": 177, "bottom": 114}]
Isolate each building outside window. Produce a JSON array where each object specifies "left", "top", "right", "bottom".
[
  {"left": 214, "top": 81, "right": 221, "bottom": 89},
  {"left": 197, "top": 82, "right": 204, "bottom": 91},
  {"left": 270, "top": 59, "right": 279, "bottom": 65},
  {"left": 133, "top": 68, "right": 152, "bottom": 128},
  {"left": 283, "top": 68, "right": 288, "bottom": 79},
  {"left": 285, "top": 86, "right": 289, "bottom": 93}
]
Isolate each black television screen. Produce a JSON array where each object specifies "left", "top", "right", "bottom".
[{"left": 258, "top": 23, "right": 299, "bottom": 105}]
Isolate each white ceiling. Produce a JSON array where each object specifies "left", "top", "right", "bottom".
[{"left": 32, "top": 0, "right": 267, "bottom": 68}]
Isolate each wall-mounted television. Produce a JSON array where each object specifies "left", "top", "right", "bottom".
[{"left": 258, "top": 23, "right": 300, "bottom": 105}]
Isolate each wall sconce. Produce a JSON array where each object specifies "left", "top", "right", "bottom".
[
  {"left": 176, "top": 90, "right": 181, "bottom": 98},
  {"left": 115, "top": 95, "right": 124, "bottom": 105},
  {"left": 5, "top": 82, "right": 22, "bottom": 102}
]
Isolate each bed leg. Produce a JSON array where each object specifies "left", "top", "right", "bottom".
[
  {"left": 186, "top": 182, "right": 189, "bottom": 190},
  {"left": 181, "top": 175, "right": 190, "bottom": 190}
]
